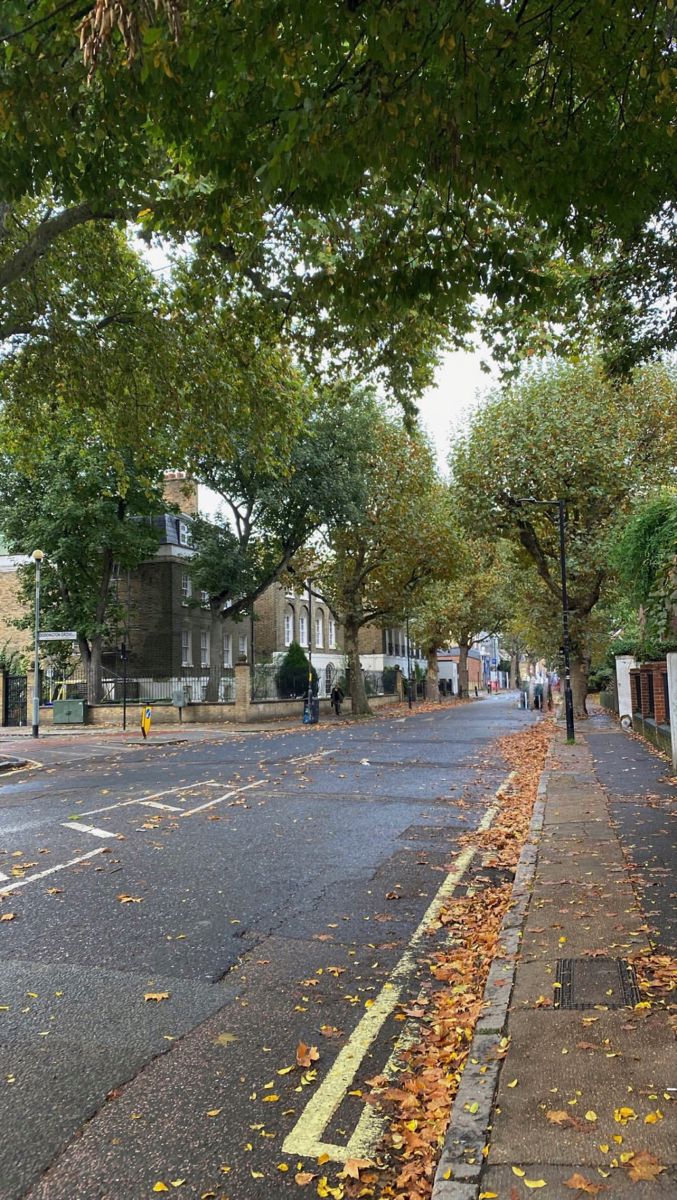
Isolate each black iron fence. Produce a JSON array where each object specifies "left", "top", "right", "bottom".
[{"left": 39, "top": 659, "right": 235, "bottom": 706}]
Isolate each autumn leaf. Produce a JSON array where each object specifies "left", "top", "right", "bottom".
[
  {"left": 524, "top": 1181, "right": 547, "bottom": 1189},
  {"left": 338, "top": 1158, "right": 373, "bottom": 1179},
  {"left": 143, "top": 992, "right": 170, "bottom": 1003},
  {"left": 625, "top": 1150, "right": 664, "bottom": 1182},
  {"left": 295, "top": 1172, "right": 316, "bottom": 1186},
  {"left": 152, "top": 1185, "right": 169, "bottom": 1194},
  {"left": 296, "top": 1041, "right": 320, "bottom": 1068},
  {"left": 117, "top": 894, "right": 143, "bottom": 903},
  {"left": 545, "top": 1110, "right": 571, "bottom": 1125},
  {"left": 213, "top": 1032, "right": 237, "bottom": 1046},
  {"left": 564, "top": 1173, "right": 606, "bottom": 1194},
  {"left": 205, "top": 1108, "right": 221, "bottom": 1117},
  {"left": 0, "top": 913, "right": 16, "bottom": 922}
]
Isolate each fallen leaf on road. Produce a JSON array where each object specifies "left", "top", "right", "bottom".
[
  {"left": 170, "top": 1181, "right": 185, "bottom": 1189},
  {"left": 144, "top": 992, "right": 170, "bottom": 1003},
  {"left": 564, "top": 1173, "right": 605, "bottom": 1194},
  {"left": 213, "top": 1032, "right": 237, "bottom": 1046},
  {"left": 319, "top": 1025, "right": 342, "bottom": 1037},
  {"left": 625, "top": 1150, "right": 664, "bottom": 1182},
  {"left": 295, "top": 1172, "right": 316, "bottom": 1186},
  {"left": 0, "top": 913, "right": 16, "bottom": 922},
  {"left": 338, "top": 1158, "right": 373, "bottom": 1179},
  {"left": 524, "top": 1181, "right": 547, "bottom": 1190},
  {"left": 205, "top": 1108, "right": 221, "bottom": 1117},
  {"left": 296, "top": 1041, "right": 319, "bottom": 1067},
  {"left": 117, "top": 894, "right": 143, "bottom": 903},
  {"left": 152, "top": 1185, "right": 169, "bottom": 1194},
  {"left": 262, "top": 1093, "right": 279, "bottom": 1102}
]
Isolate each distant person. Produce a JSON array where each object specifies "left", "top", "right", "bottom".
[{"left": 330, "top": 682, "right": 344, "bottom": 716}]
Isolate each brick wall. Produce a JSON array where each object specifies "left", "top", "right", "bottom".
[
  {"left": 162, "top": 472, "right": 198, "bottom": 516},
  {"left": 0, "top": 564, "right": 31, "bottom": 659}
]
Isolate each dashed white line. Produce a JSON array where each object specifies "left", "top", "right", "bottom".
[
  {"left": 80, "top": 780, "right": 219, "bottom": 816},
  {"left": 61, "top": 821, "right": 117, "bottom": 838},
  {"left": 140, "top": 801, "right": 183, "bottom": 812},
  {"left": 0, "top": 848, "right": 105, "bottom": 896},
  {"left": 181, "top": 779, "right": 267, "bottom": 816}
]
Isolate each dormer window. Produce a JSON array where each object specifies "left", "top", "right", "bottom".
[{"left": 178, "top": 520, "right": 192, "bottom": 547}]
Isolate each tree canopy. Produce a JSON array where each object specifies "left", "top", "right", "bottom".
[
  {"left": 449, "top": 356, "right": 677, "bottom": 712},
  {"left": 2, "top": 1, "right": 674, "bottom": 401}
]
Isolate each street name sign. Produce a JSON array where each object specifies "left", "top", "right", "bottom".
[{"left": 39, "top": 631, "right": 78, "bottom": 642}]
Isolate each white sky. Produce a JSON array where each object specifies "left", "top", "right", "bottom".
[{"left": 415, "top": 347, "right": 498, "bottom": 474}]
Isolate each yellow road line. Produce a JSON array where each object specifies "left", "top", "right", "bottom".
[{"left": 282, "top": 772, "right": 514, "bottom": 1162}]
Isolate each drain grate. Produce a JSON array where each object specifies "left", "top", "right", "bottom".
[{"left": 555, "top": 958, "right": 641, "bottom": 1010}]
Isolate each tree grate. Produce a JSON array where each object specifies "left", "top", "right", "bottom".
[{"left": 555, "top": 957, "right": 641, "bottom": 1010}]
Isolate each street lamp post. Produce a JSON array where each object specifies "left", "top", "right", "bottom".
[
  {"left": 406, "top": 614, "right": 413, "bottom": 709},
  {"left": 30, "top": 549, "right": 45, "bottom": 738},
  {"left": 515, "top": 499, "right": 575, "bottom": 742}
]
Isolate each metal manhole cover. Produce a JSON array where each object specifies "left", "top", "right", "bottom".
[{"left": 555, "top": 958, "right": 641, "bottom": 1010}]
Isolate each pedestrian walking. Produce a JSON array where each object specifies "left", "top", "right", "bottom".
[{"left": 330, "top": 682, "right": 344, "bottom": 716}]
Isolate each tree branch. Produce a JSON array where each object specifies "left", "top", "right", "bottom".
[{"left": 0, "top": 201, "right": 134, "bottom": 291}]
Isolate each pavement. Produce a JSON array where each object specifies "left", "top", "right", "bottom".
[
  {"left": 433, "top": 709, "right": 676, "bottom": 1199},
  {"left": 0, "top": 692, "right": 533, "bottom": 1200}
]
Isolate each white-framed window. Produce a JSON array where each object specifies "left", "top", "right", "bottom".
[
  {"left": 200, "top": 589, "right": 209, "bottom": 606},
  {"left": 238, "top": 633, "right": 248, "bottom": 659},
  {"left": 328, "top": 616, "right": 337, "bottom": 649},
  {"left": 299, "top": 607, "right": 309, "bottom": 647},
  {"left": 178, "top": 520, "right": 192, "bottom": 547},
  {"left": 181, "top": 630, "right": 192, "bottom": 666},
  {"left": 284, "top": 605, "right": 294, "bottom": 646},
  {"left": 200, "top": 630, "right": 209, "bottom": 667},
  {"left": 181, "top": 571, "right": 192, "bottom": 602},
  {"left": 223, "top": 631, "right": 232, "bottom": 667},
  {"left": 315, "top": 610, "right": 324, "bottom": 648}
]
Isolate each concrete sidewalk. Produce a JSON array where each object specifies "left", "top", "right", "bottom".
[{"left": 434, "top": 714, "right": 676, "bottom": 1198}]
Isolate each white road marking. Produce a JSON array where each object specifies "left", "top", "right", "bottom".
[
  {"left": 80, "top": 781, "right": 218, "bottom": 816},
  {"left": 140, "top": 801, "right": 183, "bottom": 812},
  {"left": 282, "top": 773, "right": 515, "bottom": 1163},
  {"left": 61, "top": 821, "right": 117, "bottom": 838},
  {"left": 181, "top": 779, "right": 267, "bottom": 816},
  {"left": 0, "top": 848, "right": 105, "bottom": 896},
  {"left": 0, "top": 871, "right": 9, "bottom": 881}
]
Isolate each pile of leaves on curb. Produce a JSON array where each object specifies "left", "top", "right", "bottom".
[{"left": 323, "top": 718, "right": 554, "bottom": 1200}]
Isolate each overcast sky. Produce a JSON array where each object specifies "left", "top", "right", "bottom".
[{"left": 415, "top": 346, "right": 498, "bottom": 474}]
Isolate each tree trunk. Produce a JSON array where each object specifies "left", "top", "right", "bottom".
[
  {"left": 457, "top": 639, "right": 470, "bottom": 698},
  {"left": 509, "top": 641, "right": 520, "bottom": 689},
  {"left": 425, "top": 643, "right": 439, "bottom": 701},
  {"left": 205, "top": 602, "right": 223, "bottom": 703},
  {"left": 80, "top": 635, "right": 103, "bottom": 704},
  {"left": 345, "top": 619, "right": 370, "bottom": 716},
  {"left": 570, "top": 653, "right": 590, "bottom": 718}
]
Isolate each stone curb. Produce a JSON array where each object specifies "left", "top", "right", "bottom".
[
  {"left": 0, "top": 756, "right": 28, "bottom": 773},
  {"left": 430, "top": 767, "right": 551, "bottom": 1199}
]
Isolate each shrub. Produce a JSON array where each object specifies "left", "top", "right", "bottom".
[{"left": 276, "top": 641, "right": 318, "bottom": 697}]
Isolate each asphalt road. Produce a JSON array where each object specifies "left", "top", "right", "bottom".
[{"left": 0, "top": 696, "right": 532, "bottom": 1200}]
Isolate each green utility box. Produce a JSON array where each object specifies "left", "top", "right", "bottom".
[{"left": 52, "top": 699, "right": 87, "bottom": 724}]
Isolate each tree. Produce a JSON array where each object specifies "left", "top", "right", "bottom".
[
  {"left": 612, "top": 491, "right": 677, "bottom": 640},
  {"left": 411, "top": 546, "right": 511, "bottom": 699},
  {"left": 450, "top": 357, "right": 677, "bottom": 715},
  {"left": 313, "top": 419, "right": 449, "bottom": 715},
  {"left": 186, "top": 385, "right": 377, "bottom": 701},
  {"left": 1, "top": 3, "right": 673, "bottom": 401},
  {"left": 0, "top": 429, "right": 165, "bottom": 702}
]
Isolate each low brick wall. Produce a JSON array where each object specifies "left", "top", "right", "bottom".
[
  {"left": 38, "top": 691, "right": 400, "bottom": 729},
  {"left": 631, "top": 713, "right": 672, "bottom": 757}
]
